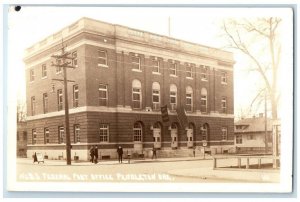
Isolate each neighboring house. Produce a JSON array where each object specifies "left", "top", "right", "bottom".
[
  {"left": 24, "top": 17, "right": 235, "bottom": 161},
  {"left": 17, "top": 121, "right": 27, "bottom": 157},
  {"left": 234, "top": 113, "right": 272, "bottom": 154}
]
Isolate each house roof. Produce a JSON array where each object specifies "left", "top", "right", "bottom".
[{"left": 235, "top": 116, "right": 273, "bottom": 133}]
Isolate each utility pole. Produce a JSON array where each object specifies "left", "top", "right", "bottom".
[
  {"left": 264, "top": 89, "right": 268, "bottom": 154},
  {"left": 51, "top": 40, "right": 76, "bottom": 165}
]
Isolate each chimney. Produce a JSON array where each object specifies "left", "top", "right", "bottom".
[{"left": 259, "top": 113, "right": 264, "bottom": 118}]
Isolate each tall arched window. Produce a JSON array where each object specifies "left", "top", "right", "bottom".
[
  {"left": 186, "top": 86, "right": 193, "bottom": 112},
  {"left": 152, "top": 82, "right": 160, "bottom": 110},
  {"left": 133, "top": 122, "right": 142, "bottom": 142},
  {"left": 201, "top": 88, "right": 208, "bottom": 113},
  {"left": 132, "top": 79, "right": 142, "bottom": 109},
  {"left": 201, "top": 123, "right": 209, "bottom": 141},
  {"left": 170, "top": 84, "right": 177, "bottom": 111}
]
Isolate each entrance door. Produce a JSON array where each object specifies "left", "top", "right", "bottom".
[
  {"left": 153, "top": 128, "right": 161, "bottom": 148},
  {"left": 187, "top": 128, "right": 193, "bottom": 148},
  {"left": 171, "top": 123, "right": 178, "bottom": 148}
]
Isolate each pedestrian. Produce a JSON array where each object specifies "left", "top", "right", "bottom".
[
  {"left": 33, "top": 152, "right": 38, "bottom": 163},
  {"left": 152, "top": 147, "right": 157, "bottom": 159},
  {"left": 117, "top": 146, "right": 123, "bottom": 163},
  {"left": 193, "top": 147, "right": 196, "bottom": 157},
  {"left": 94, "top": 145, "right": 98, "bottom": 164},
  {"left": 89, "top": 146, "right": 94, "bottom": 163}
]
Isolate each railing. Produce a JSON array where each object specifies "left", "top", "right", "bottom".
[{"left": 213, "top": 155, "right": 280, "bottom": 170}]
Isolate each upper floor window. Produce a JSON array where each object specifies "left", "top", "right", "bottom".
[
  {"left": 31, "top": 96, "right": 36, "bottom": 116},
  {"left": 74, "top": 124, "right": 80, "bottom": 143},
  {"left": 132, "top": 79, "right": 142, "bottom": 109},
  {"left": 186, "top": 86, "right": 193, "bottom": 112},
  {"left": 169, "top": 61, "right": 177, "bottom": 76},
  {"left": 170, "top": 84, "right": 177, "bottom": 111},
  {"left": 152, "top": 57, "right": 160, "bottom": 73},
  {"left": 152, "top": 82, "right": 160, "bottom": 111},
  {"left": 32, "top": 129, "right": 37, "bottom": 144},
  {"left": 58, "top": 126, "right": 64, "bottom": 144},
  {"left": 73, "top": 85, "right": 79, "bottom": 108},
  {"left": 131, "top": 54, "right": 141, "bottom": 71},
  {"left": 72, "top": 51, "right": 78, "bottom": 67},
  {"left": 30, "top": 69, "right": 35, "bottom": 82},
  {"left": 200, "top": 88, "right": 207, "bottom": 113},
  {"left": 236, "top": 134, "right": 242, "bottom": 144},
  {"left": 99, "top": 124, "right": 109, "bottom": 142},
  {"left": 43, "top": 93, "right": 48, "bottom": 113},
  {"left": 201, "top": 65, "right": 209, "bottom": 81},
  {"left": 99, "top": 84, "right": 108, "bottom": 106},
  {"left": 221, "top": 97, "right": 227, "bottom": 113},
  {"left": 23, "top": 131, "right": 27, "bottom": 141},
  {"left": 221, "top": 71, "right": 227, "bottom": 84},
  {"left": 44, "top": 128, "right": 50, "bottom": 144},
  {"left": 186, "top": 64, "right": 193, "bottom": 78},
  {"left": 221, "top": 127, "right": 228, "bottom": 140},
  {"left": 98, "top": 50, "right": 108, "bottom": 67},
  {"left": 42, "top": 64, "right": 47, "bottom": 78},
  {"left": 56, "top": 59, "right": 62, "bottom": 73},
  {"left": 57, "top": 89, "right": 63, "bottom": 111}
]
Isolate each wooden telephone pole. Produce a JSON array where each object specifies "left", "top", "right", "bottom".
[{"left": 51, "top": 40, "right": 76, "bottom": 165}]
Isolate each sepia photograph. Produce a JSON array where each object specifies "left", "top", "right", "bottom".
[{"left": 5, "top": 4, "right": 294, "bottom": 193}]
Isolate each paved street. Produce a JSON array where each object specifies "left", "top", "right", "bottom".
[{"left": 16, "top": 156, "right": 279, "bottom": 183}]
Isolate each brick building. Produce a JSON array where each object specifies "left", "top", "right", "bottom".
[
  {"left": 17, "top": 121, "right": 27, "bottom": 157},
  {"left": 24, "top": 17, "right": 235, "bottom": 161}
]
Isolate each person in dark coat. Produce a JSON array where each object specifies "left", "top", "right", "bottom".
[
  {"left": 117, "top": 146, "right": 123, "bottom": 163},
  {"left": 33, "top": 152, "right": 38, "bottom": 163},
  {"left": 89, "top": 146, "right": 94, "bottom": 163},
  {"left": 152, "top": 147, "right": 157, "bottom": 159},
  {"left": 94, "top": 146, "right": 98, "bottom": 164}
]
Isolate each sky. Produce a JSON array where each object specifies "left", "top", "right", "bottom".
[{"left": 7, "top": 6, "right": 293, "bottom": 119}]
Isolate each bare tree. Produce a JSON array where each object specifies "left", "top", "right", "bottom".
[{"left": 222, "top": 18, "right": 281, "bottom": 119}]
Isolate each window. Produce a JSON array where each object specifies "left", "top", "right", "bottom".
[
  {"left": 236, "top": 135, "right": 242, "bottom": 144},
  {"left": 133, "top": 122, "right": 142, "bottom": 142},
  {"left": 56, "top": 59, "right": 62, "bottom": 73},
  {"left": 132, "top": 80, "right": 142, "bottom": 109},
  {"left": 72, "top": 51, "right": 78, "bottom": 67},
  {"left": 43, "top": 93, "right": 48, "bottom": 113},
  {"left": 186, "top": 86, "right": 193, "bottom": 112},
  {"left": 186, "top": 64, "right": 192, "bottom": 78},
  {"left": 73, "top": 85, "right": 79, "bottom": 108},
  {"left": 44, "top": 128, "right": 50, "bottom": 144},
  {"left": 23, "top": 131, "right": 27, "bottom": 141},
  {"left": 170, "top": 61, "right": 177, "bottom": 76},
  {"left": 42, "top": 64, "right": 47, "bottom": 78},
  {"left": 99, "top": 124, "right": 109, "bottom": 142},
  {"left": 170, "top": 84, "right": 177, "bottom": 111},
  {"left": 32, "top": 129, "right": 37, "bottom": 144},
  {"left": 201, "top": 124, "right": 208, "bottom": 141},
  {"left": 74, "top": 124, "right": 80, "bottom": 143},
  {"left": 221, "top": 127, "right": 228, "bottom": 140},
  {"left": 131, "top": 55, "right": 141, "bottom": 70},
  {"left": 31, "top": 96, "right": 36, "bottom": 116},
  {"left": 57, "top": 89, "right": 63, "bottom": 111},
  {"left": 58, "top": 126, "right": 64, "bottom": 144},
  {"left": 99, "top": 84, "right": 108, "bottom": 106},
  {"left": 30, "top": 69, "right": 35, "bottom": 82},
  {"left": 221, "top": 97, "right": 227, "bottom": 113},
  {"left": 201, "top": 65, "right": 209, "bottom": 81},
  {"left": 152, "top": 58, "right": 160, "bottom": 73},
  {"left": 200, "top": 88, "right": 207, "bottom": 113},
  {"left": 221, "top": 71, "right": 227, "bottom": 84},
  {"left": 98, "top": 50, "right": 108, "bottom": 66},
  {"left": 152, "top": 82, "right": 160, "bottom": 110}
]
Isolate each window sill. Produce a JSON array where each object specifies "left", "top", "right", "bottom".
[
  {"left": 98, "top": 64, "right": 109, "bottom": 68},
  {"left": 221, "top": 82, "right": 228, "bottom": 85},
  {"left": 152, "top": 72, "right": 161, "bottom": 75},
  {"left": 56, "top": 72, "right": 62, "bottom": 75},
  {"left": 186, "top": 77, "right": 193, "bottom": 80},
  {"left": 132, "top": 69, "right": 142, "bottom": 73},
  {"left": 201, "top": 79, "right": 208, "bottom": 82},
  {"left": 41, "top": 76, "right": 48, "bottom": 80},
  {"left": 170, "top": 74, "right": 178, "bottom": 78}
]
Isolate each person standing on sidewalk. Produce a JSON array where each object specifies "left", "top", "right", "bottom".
[
  {"left": 89, "top": 146, "right": 94, "bottom": 163},
  {"left": 33, "top": 152, "right": 38, "bottom": 163},
  {"left": 94, "top": 146, "right": 98, "bottom": 164},
  {"left": 152, "top": 147, "right": 157, "bottom": 159},
  {"left": 117, "top": 146, "right": 123, "bottom": 163}
]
